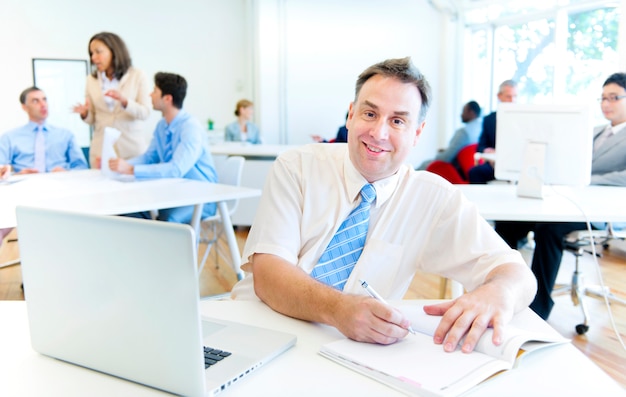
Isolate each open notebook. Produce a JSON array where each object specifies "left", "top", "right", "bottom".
[
  {"left": 16, "top": 206, "right": 296, "bottom": 397},
  {"left": 320, "top": 302, "right": 568, "bottom": 397}
]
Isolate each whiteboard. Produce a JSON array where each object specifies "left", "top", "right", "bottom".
[{"left": 32, "top": 58, "right": 91, "bottom": 147}]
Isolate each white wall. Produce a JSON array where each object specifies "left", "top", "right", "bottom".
[
  {"left": 0, "top": 0, "right": 253, "bottom": 141},
  {"left": 1, "top": 0, "right": 455, "bottom": 167},
  {"left": 255, "top": 0, "right": 449, "bottom": 166}
]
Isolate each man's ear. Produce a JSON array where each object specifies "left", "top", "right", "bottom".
[
  {"left": 346, "top": 102, "right": 355, "bottom": 129},
  {"left": 413, "top": 121, "right": 426, "bottom": 145}
]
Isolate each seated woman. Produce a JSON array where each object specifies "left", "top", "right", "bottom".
[{"left": 225, "top": 99, "right": 261, "bottom": 144}]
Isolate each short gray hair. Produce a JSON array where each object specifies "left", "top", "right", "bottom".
[
  {"left": 498, "top": 80, "right": 517, "bottom": 94},
  {"left": 354, "top": 57, "right": 432, "bottom": 123}
]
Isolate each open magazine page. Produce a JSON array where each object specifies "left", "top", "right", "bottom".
[
  {"left": 397, "top": 303, "right": 568, "bottom": 363},
  {"left": 320, "top": 302, "right": 570, "bottom": 397},
  {"left": 320, "top": 330, "right": 511, "bottom": 397}
]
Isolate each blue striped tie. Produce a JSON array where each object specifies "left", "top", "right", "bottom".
[{"left": 310, "top": 184, "right": 376, "bottom": 290}]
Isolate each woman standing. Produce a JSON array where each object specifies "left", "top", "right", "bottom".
[
  {"left": 73, "top": 32, "right": 151, "bottom": 166},
  {"left": 224, "top": 99, "right": 261, "bottom": 144}
]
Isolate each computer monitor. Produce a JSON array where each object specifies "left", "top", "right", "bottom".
[{"left": 494, "top": 103, "right": 594, "bottom": 196}]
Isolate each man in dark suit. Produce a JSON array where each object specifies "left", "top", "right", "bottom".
[
  {"left": 497, "top": 72, "right": 626, "bottom": 320},
  {"left": 468, "top": 80, "right": 518, "bottom": 183}
]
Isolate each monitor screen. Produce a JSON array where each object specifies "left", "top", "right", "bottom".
[{"left": 494, "top": 103, "right": 594, "bottom": 186}]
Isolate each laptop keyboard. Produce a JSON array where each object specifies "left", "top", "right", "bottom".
[{"left": 203, "top": 346, "right": 232, "bottom": 369}]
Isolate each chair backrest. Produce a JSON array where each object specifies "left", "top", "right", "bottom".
[
  {"left": 456, "top": 143, "right": 478, "bottom": 180},
  {"left": 425, "top": 160, "right": 466, "bottom": 184},
  {"left": 215, "top": 156, "right": 245, "bottom": 215}
]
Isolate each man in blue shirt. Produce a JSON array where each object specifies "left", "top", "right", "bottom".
[
  {"left": 0, "top": 87, "right": 88, "bottom": 252},
  {"left": 109, "top": 72, "right": 218, "bottom": 223},
  {"left": 0, "top": 87, "right": 88, "bottom": 174},
  {"left": 417, "top": 100, "right": 482, "bottom": 170}
]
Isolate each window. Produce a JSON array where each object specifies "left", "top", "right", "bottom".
[{"left": 463, "top": 2, "right": 620, "bottom": 125}]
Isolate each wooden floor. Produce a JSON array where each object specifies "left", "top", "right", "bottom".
[{"left": 1, "top": 227, "right": 625, "bottom": 388}]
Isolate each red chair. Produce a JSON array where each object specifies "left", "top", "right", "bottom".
[{"left": 425, "top": 143, "right": 478, "bottom": 184}]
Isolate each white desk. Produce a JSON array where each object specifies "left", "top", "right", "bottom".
[
  {"left": 210, "top": 142, "right": 299, "bottom": 158},
  {"left": 456, "top": 184, "right": 626, "bottom": 222},
  {"left": 0, "top": 170, "right": 260, "bottom": 279},
  {"left": 210, "top": 143, "right": 299, "bottom": 226},
  {"left": 1, "top": 300, "right": 623, "bottom": 396}
]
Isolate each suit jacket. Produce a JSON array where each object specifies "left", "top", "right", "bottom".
[
  {"left": 83, "top": 67, "right": 151, "bottom": 165},
  {"left": 334, "top": 125, "right": 348, "bottom": 143},
  {"left": 477, "top": 111, "right": 496, "bottom": 152},
  {"left": 591, "top": 125, "right": 626, "bottom": 186}
]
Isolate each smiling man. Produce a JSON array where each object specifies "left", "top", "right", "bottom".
[{"left": 231, "top": 57, "right": 536, "bottom": 353}]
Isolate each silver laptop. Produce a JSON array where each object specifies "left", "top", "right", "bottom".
[{"left": 16, "top": 206, "right": 296, "bottom": 397}]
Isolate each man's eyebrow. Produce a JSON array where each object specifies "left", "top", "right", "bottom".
[
  {"left": 362, "top": 100, "right": 410, "bottom": 116},
  {"left": 363, "top": 100, "right": 379, "bottom": 110}
]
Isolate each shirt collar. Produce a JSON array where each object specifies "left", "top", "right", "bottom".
[
  {"left": 99, "top": 71, "right": 119, "bottom": 84},
  {"left": 165, "top": 109, "right": 188, "bottom": 130},
  {"left": 609, "top": 121, "right": 626, "bottom": 135},
  {"left": 342, "top": 150, "right": 400, "bottom": 208},
  {"left": 27, "top": 121, "right": 47, "bottom": 132}
]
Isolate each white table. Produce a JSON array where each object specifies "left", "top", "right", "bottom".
[
  {"left": 209, "top": 142, "right": 299, "bottom": 158},
  {"left": 0, "top": 300, "right": 623, "bottom": 396},
  {"left": 210, "top": 143, "right": 299, "bottom": 225},
  {"left": 0, "top": 170, "right": 260, "bottom": 279},
  {"left": 457, "top": 184, "right": 626, "bottom": 222}
]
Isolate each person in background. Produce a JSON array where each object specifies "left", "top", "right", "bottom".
[
  {"left": 495, "top": 72, "right": 626, "bottom": 320},
  {"left": 468, "top": 80, "right": 518, "bottom": 183},
  {"left": 0, "top": 87, "right": 87, "bottom": 174},
  {"left": 108, "top": 72, "right": 218, "bottom": 224},
  {"left": 0, "top": 86, "right": 88, "bottom": 247},
  {"left": 225, "top": 99, "right": 261, "bottom": 144},
  {"left": 231, "top": 57, "right": 536, "bottom": 353},
  {"left": 72, "top": 32, "right": 151, "bottom": 167},
  {"left": 312, "top": 112, "right": 349, "bottom": 143},
  {"left": 417, "top": 100, "right": 482, "bottom": 170}
]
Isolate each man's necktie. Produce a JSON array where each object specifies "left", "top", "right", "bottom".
[
  {"left": 163, "top": 130, "right": 173, "bottom": 161},
  {"left": 310, "top": 184, "right": 376, "bottom": 291},
  {"left": 33, "top": 125, "right": 46, "bottom": 173},
  {"left": 594, "top": 126, "right": 614, "bottom": 152}
]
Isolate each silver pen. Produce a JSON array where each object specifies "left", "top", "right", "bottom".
[{"left": 359, "top": 279, "right": 416, "bottom": 335}]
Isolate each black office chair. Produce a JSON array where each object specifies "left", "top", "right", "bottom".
[{"left": 554, "top": 223, "right": 626, "bottom": 334}]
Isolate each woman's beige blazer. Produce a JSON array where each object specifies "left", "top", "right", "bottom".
[{"left": 83, "top": 67, "right": 151, "bottom": 166}]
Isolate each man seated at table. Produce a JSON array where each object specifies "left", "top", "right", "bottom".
[
  {"left": 0, "top": 86, "right": 88, "bottom": 174},
  {"left": 495, "top": 72, "right": 626, "bottom": 320},
  {"left": 108, "top": 72, "right": 218, "bottom": 224},
  {"left": 0, "top": 87, "right": 88, "bottom": 248},
  {"left": 467, "top": 80, "right": 518, "bottom": 183},
  {"left": 417, "top": 100, "right": 482, "bottom": 170},
  {"left": 231, "top": 57, "right": 537, "bottom": 353}
]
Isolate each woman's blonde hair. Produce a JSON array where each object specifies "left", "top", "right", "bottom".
[{"left": 235, "top": 99, "right": 253, "bottom": 116}]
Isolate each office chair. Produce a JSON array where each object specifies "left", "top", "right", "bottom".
[
  {"left": 554, "top": 223, "right": 626, "bottom": 334},
  {"left": 197, "top": 156, "right": 245, "bottom": 275},
  {"left": 425, "top": 143, "right": 478, "bottom": 184}
]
